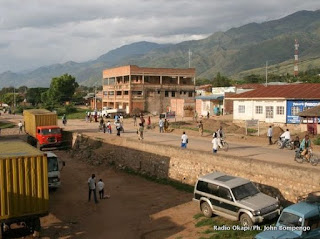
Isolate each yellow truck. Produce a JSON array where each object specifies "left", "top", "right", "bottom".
[{"left": 0, "top": 141, "right": 49, "bottom": 238}]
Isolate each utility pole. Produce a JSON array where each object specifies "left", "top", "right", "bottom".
[
  {"left": 94, "top": 85, "right": 97, "bottom": 111},
  {"left": 188, "top": 49, "right": 192, "bottom": 68},
  {"left": 13, "top": 79, "right": 16, "bottom": 110},
  {"left": 265, "top": 61, "right": 268, "bottom": 87}
]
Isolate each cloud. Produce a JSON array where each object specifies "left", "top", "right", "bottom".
[{"left": 0, "top": 0, "right": 319, "bottom": 73}]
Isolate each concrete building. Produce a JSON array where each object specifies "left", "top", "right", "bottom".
[
  {"left": 102, "top": 65, "right": 196, "bottom": 115},
  {"left": 226, "top": 83, "right": 320, "bottom": 124}
]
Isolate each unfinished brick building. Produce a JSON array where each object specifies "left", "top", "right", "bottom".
[{"left": 102, "top": 65, "right": 196, "bottom": 114}]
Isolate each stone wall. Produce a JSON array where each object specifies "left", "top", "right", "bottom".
[{"left": 72, "top": 133, "right": 320, "bottom": 203}]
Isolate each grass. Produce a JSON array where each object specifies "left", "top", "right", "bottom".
[
  {"left": 0, "top": 121, "right": 16, "bottom": 129},
  {"left": 194, "top": 215, "right": 263, "bottom": 239},
  {"left": 313, "top": 137, "right": 320, "bottom": 145},
  {"left": 170, "top": 122, "right": 215, "bottom": 134},
  {"left": 122, "top": 167, "right": 194, "bottom": 193},
  {"left": 65, "top": 108, "right": 88, "bottom": 119}
]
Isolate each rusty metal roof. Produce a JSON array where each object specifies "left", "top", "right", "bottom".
[
  {"left": 226, "top": 83, "right": 320, "bottom": 99},
  {"left": 298, "top": 105, "right": 320, "bottom": 117}
]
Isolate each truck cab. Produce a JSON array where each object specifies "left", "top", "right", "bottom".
[
  {"left": 36, "top": 126, "right": 62, "bottom": 150},
  {"left": 46, "top": 152, "right": 65, "bottom": 189}
]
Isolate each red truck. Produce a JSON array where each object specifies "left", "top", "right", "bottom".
[{"left": 23, "top": 109, "right": 63, "bottom": 150}]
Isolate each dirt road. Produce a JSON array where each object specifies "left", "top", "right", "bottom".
[{"left": 39, "top": 151, "right": 199, "bottom": 239}]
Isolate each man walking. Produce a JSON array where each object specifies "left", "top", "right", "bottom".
[
  {"left": 159, "top": 118, "right": 164, "bottom": 133},
  {"left": 138, "top": 123, "right": 144, "bottom": 140},
  {"left": 267, "top": 125, "right": 273, "bottom": 145},
  {"left": 181, "top": 131, "right": 188, "bottom": 149},
  {"left": 133, "top": 115, "right": 137, "bottom": 126},
  {"left": 198, "top": 121, "right": 203, "bottom": 136},
  {"left": 88, "top": 174, "right": 98, "bottom": 203}
]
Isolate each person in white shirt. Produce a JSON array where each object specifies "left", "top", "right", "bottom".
[
  {"left": 215, "top": 126, "right": 224, "bottom": 148},
  {"left": 267, "top": 125, "right": 273, "bottom": 145},
  {"left": 159, "top": 118, "right": 164, "bottom": 133},
  {"left": 97, "top": 179, "right": 105, "bottom": 199},
  {"left": 280, "top": 129, "right": 291, "bottom": 149},
  {"left": 181, "top": 132, "right": 188, "bottom": 149},
  {"left": 18, "top": 121, "right": 23, "bottom": 134},
  {"left": 212, "top": 132, "right": 218, "bottom": 153},
  {"left": 88, "top": 174, "right": 98, "bottom": 203}
]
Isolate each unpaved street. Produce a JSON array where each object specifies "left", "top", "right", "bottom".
[{"left": 39, "top": 151, "right": 199, "bottom": 239}]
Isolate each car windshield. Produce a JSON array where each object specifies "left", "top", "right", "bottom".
[
  {"left": 278, "top": 212, "right": 302, "bottom": 227},
  {"left": 231, "top": 183, "right": 259, "bottom": 200},
  {"left": 41, "top": 128, "right": 61, "bottom": 135},
  {"left": 47, "top": 157, "right": 58, "bottom": 172}
]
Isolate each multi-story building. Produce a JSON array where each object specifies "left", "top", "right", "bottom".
[{"left": 102, "top": 65, "right": 196, "bottom": 114}]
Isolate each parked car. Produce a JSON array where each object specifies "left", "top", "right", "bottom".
[
  {"left": 193, "top": 172, "right": 281, "bottom": 227},
  {"left": 255, "top": 192, "right": 320, "bottom": 239}
]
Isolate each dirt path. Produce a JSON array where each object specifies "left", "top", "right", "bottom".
[{"left": 38, "top": 151, "right": 199, "bottom": 239}]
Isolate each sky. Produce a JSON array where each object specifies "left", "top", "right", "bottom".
[{"left": 0, "top": 0, "right": 319, "bottom": 73}]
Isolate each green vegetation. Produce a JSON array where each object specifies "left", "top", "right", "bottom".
[
  {"left": 61, "top": 107, "right": 87, "bottom": 119},
  {"left": 313, "top": 136, "right": 320, "bottom": 145},
  {"left": 194, "top": 216, "right": 262, "bottom": 239},
  {"left": 0, "top": 122, "right": 15, "bottom": 129}
]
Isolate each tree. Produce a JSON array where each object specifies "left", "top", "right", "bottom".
[
  {"left": 0, "top": 93, "right": 23, "bottom": 106},
  {"left": 212, "top": 72, "right": 231, "bottom": 87},
  {"left": 26, "top": 88, "right": 48, "bottom": 106},
  {"left": 41, "top": 74, "right": 79, "bottom": 109}
]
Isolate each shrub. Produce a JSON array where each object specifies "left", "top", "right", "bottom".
[{"left": 313, "top": 137, "right": 320, "bottom": 145}]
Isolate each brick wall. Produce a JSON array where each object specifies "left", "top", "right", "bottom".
[{"left": 72, "top": 133, "right": 320, "bottom": 203}]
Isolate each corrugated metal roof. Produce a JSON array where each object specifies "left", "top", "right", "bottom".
[
  {"left": 298, "top": 105, "right": 320, "bottom": 117},
  {"left": 195, "top": 95, "right": 224, "bottom": 100},
  {"left": 226, "top": 83, "right": 320, "bottom": 99}
]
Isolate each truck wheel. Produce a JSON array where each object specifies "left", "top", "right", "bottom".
[
  {"left": 201, "top": 202, "right": 213, "bottom": 218},
  {"left": 240, "top": 213, "right": 253, "bottom": 227}
]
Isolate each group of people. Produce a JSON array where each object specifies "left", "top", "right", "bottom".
[
  {"left": 88, "top": 174, "right": 109, "bottom": 203},
  {"left": 268, "top": 126, "right": 313, "bottom": 160},
  {"left": 158, "top": 118, "right": 169, "bottom": 133}
]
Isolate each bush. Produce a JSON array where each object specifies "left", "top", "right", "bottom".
[
  {"left": 313, "top": 137, "right": 320, "bottom": 145},
  {"left": 56, "top": 104, "right": 77, "bottom": 116}
]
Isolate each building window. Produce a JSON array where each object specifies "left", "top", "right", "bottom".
[
  {"left": 184, "top": 91, "right": 187, "bottom": 94},
  {"left": 291, "top": 106, "right": 300, "bottom": 116},
  {"left": 165, "top": 91, "right": 169, "bottom": 97},
  {"left": 188, "top": 91, "right": 193, "bottom": 97},
  {"left": 276, "top": 106, "right": 284, "bottom": 115},
  {"left": 108, "top": 91, "right": 114, "bottom": 96},
  {"left": 238, "top": 105, "right": 245, "bottom": 113},
  {"left": 255, "top": 106, "right": 263, "bottom": 114},
  {"left": 103, "top": 91, "right": 108, "bottom": 96},
  {"left": 172, "top": 91, "right": 176, "bottom": 97},
  {"left": 116, "top": 91, "right": 122, "bottom": 96},
  {"left": 180, "top": 91, "right": 182, "bottom": 95},
  {"left": 158, "top": 90, "right": 160, "bottom": 94},
  {"left": 124, "top": 91, "right": 129, "bottom": 95},
  {"left": 266, "top": 106, "right": 273, "bottom": 118}
]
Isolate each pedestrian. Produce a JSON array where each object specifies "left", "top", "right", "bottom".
[
  {"left": 107, "top": 121, "right": 112, "bottom": 134},
  {"left": 133, "top": 115, "right": 137, "bottom": 126},
  {"left": 212, "top": 132, "right": 218, "bottom": 153},
  {"left": 97, "top": 179, "right": 105, "bottom": 200},
  {"left": 181, "top": 131, "right": 188, "bottom": 149},
  {"left": 207, "top": 111, "right": 210, "bottom": 119},
  {"left": 115, "top": 120, "right": 121, "bottom": 136},
  {"left": 18, "top": 121, "right": 23, "bottom": 134},
  {"left": 159, "top": 118, "right": 164, "bottom": 133},
  {"left": 198, "top": 121, "right": 203, "bottom": 136},
  {"left": 293, "top": 135, "right": 300, "bottom": 149},
  {"left": 89, "top": 113, "right": 92, "bottom": 123},
  {"left": 140, "top": 115, "right": 145, "bottom": 127},
  {"left": 115, "top": 114, "right": 119, "bottom": 122},
  {"left": 99, "top": 118, "right": 104, "bottom": 132},
  {"left": 216, "top": 126, "right": 224, "bottom": 148},
  {"left": 88, "top": 174, "right": 98, "bottom": 203},
  {"left": 85, "top": 111, "right": 89, "bottom": 122},
  {"left": 62, "top": 114, "right": 67, "bottom": 126},
  {"left": 147, "top": 116, "right": 151, "bottom": 129},
  {"left": 267, "top": 125, "right": 273, "bottom": 145},
  {"left": 138, "top": 123, "right": 144, "bottom": 140},
  {"left": 103, "top": 122, "right": 106, "bottom": 133},
  {"left": 194, "top": 111, "right": 198, "bottom": 122},
  {"left": 94, "top": 111, "right": 98, "bottom": 122},
  {"left": 119, "top": 114, "right": 124, "bottom": 124},
  {"left": 164, "top": 119, "right": 169, "bottom": 133},
  {"left": 280, "top": 129, "right": 290, "bottom": 149}
]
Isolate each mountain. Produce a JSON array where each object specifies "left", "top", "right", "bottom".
[{"left": 1, "top": 10, "right": 320, "bottom": 88}]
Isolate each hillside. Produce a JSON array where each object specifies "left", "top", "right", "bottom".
[{"left": 1, "top": 10, "right": 320, "bottom": 88}]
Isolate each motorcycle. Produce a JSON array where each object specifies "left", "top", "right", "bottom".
[
  {"left": 218, "top": 138, "right": 229, "bottom": 152},
  {"left": 294, "top": 148, "right": 318, "bottom": 166},
  {"left": 276, "top": 137, "right": 293, "bottom": 150}
]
